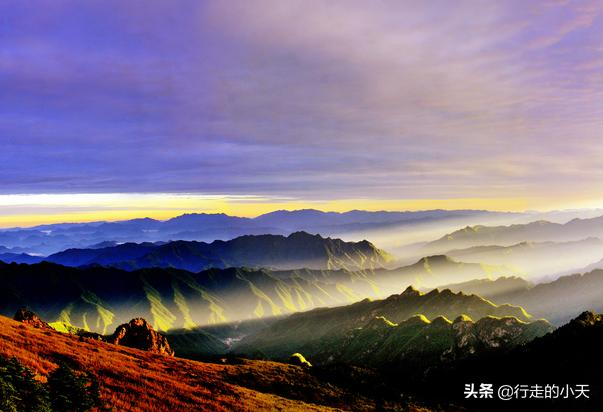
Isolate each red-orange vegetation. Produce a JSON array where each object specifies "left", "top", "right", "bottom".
[{"left": 0, "top": 315, "right": 338, "bottom": 411}]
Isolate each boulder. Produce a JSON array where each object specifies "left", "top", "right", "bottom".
[
  {"left": 110, "top": 318, "right": 174, "bottom": 356},
  {"left": 13, "top": 308, "right": 52, "bottom": 329}
]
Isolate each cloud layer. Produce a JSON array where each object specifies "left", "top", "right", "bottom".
[{"left": 1, "top": 0, "right": 603, "bottom": 204}]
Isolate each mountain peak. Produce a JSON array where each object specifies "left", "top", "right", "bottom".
[
  {"left": 413, "top": 255, "right": 457, "bottom": 268},
  {"left": 453, "top": 314, "right": 473, "bottom": 324},
  {"left": 572, "top": 311, "right": 602, "bottom": 326},
  {"left": 431, "top": 315, "right": 453, "bottom": 326},
  {"left": 423, "top": 255, "right": 455, "bottom": 263},
  {"left": 403, "top": 314, "right": 431, "bottom": 326},
  {"left": 402, "top": 285, "right": 421, "bottom": 296},
  {"left": 287, "top": 231, "right": 321, "bottom": 239},
  {"left": 261, "top": 209, "right": 324, "bottom": 216}
]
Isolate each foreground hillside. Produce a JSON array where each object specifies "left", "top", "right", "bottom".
[{"left": 0, "top": 315, "right": 428, "bottom": 411}]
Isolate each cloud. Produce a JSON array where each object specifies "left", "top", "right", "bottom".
[
  {"left": 1, "top": 0, "right": 603, "bottom": 204},
  {"left": 527, "top": 1, "right": 603, "bottom": 49}
]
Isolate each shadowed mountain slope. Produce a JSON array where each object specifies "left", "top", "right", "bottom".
[
  {"left": 0, "top": 252, "right": 44, "bottom": 264},
  {"left": 0, "top": 262, "right": 378, "bottom": 334},
  {"left": 435, "top": 276, "right": 533, "bottom": 299},
  {"left": 266, "top": 314, "right": 551, "bottom": 368},
  {"left": 443, "top": 237, "right": 603, "bottom": 279},
  {"left": 43, "top": 232, "right": 393, "bottom": 272},
  {"left": 421, "top": 311, "right": 603, "bottom": 410},
  {"left": 0, "top": 256, "right": 520, "bottom": 335},
  {"left": 437, "top": 270, "right": 603, "bottom": 325},
  {"left": 47, "top": 242, "right": 158, "bottom": 267},
  {"left": 424, "top": 215, "right": 603, "bottom": 255},
  {"left": 370, "top": 254, "right": 517, "bottom": 289},
  {"left": 234, "top": 286, "right": 535, "bottom": 360}
]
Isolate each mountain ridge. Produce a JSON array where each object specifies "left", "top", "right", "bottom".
[
  {"left": 233, "top": 285, "right": 536, "bottom": 360},
  {"left": 0, "top": 256, "right": 521, "bottom": 334},
  {"left": 42, "top": 231, "right": 393, "bottom": 272},
  {"left": 425, "top": 215, "right": 603, "bottom": 254},
  {"left": 438, "top": 270, "right": 603, "bottom": 325},
  {"left": 442, "top": 237, "right": 603, "bottom": 279},
  {"left": 420, "top": 310, "right": 603, "bottom": 409},
  {"left": 0, "top": 209, "right": 526, "bottom": 255}
]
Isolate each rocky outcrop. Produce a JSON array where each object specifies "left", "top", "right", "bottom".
[
  {"left": 256, "top": 313, "right": 554, "bottom": 368},
  {"left": 13, "top": 308, "right": 52, "bottom": 329},
  {"left": 570, "top": 310, "right": 603, "bottom": 327},
  {"left": 110, "top": 318, "right": 174, "bottom": 356},
  {"left": 447, "top": 315, "right": 553, "bottom": 358}
]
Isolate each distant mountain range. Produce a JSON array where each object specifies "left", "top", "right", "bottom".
[
  {"left": 42, "top": 232, "right": 393, "bottom": 272},
  {"left": 0, "top": 232, "right": 394, "bottom": 272},
  {"left": 0, "top": 209, "right": 535, "bottom": 255},
  {"left": 439, "top": 269, "right": 603, "bottom": 325},
  {"left": 434, "top": 276, "right": 533, "bottom": 298},
  {"left": 443, "top": 237, "right": 603, "bottom": 279},
  {"left": 424, "top": 215, "right": 603, "bottom": 254},
  {"left": 369, "top": 254, "right": 519, "bottom": 290},
  {"left": 0, "top": 252, "right": 43, "bottom": 265}
]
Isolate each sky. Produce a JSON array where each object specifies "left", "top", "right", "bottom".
[{"left": 2, "top": 0, "right": 603, "bottom": 226}]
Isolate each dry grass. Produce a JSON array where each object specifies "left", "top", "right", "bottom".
[{"left": 0, "top": 316, "right": 340, "bottom": 411}]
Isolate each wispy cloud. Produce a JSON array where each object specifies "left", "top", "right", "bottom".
[{"left": 1, "top": 0, "right": 603, "bottom": 205}]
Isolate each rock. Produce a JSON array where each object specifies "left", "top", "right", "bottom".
[
  {"left": 110, "top": 318, "right": 174, "bottom": 356},
  {"left": 13, "top": 308, "right": 52, "bottom": 329},
  {"left": 572, "top": 311, "right": 602, "bottom": 327},
  {"left": 450, "top": 316, "right": 554, "bottom": 358}
]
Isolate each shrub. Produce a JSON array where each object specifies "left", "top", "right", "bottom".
[
  {"left": 0, "top": 356, "right": 102, "bottom": 412},
  {"left": 0, "top": 375, "right": 18, "bottom": 412},
  {"left": 0, "top": 356, "right": 50, "bottom": 411},
  {"left": 47, "top": 362, "right": 101, "bottom": 412}
]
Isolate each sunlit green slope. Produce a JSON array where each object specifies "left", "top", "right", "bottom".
[
  {"left": 0, "top": 255, "right": 519, "bottom": 334},
  {"left": 233, "top": 286, "right": 544, "bottom": 363}
]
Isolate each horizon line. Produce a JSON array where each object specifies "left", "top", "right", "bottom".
[{"left": 1, "top": 205, "right": 603, "bottom": 231}]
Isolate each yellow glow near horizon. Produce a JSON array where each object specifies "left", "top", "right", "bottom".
[{"left": 0, "top": 192, "right": 581, "bottom": 228}]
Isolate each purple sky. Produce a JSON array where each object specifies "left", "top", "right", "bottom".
[{"left": 2, "top": 0, "right": 603, "bottom": 207}]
